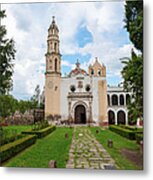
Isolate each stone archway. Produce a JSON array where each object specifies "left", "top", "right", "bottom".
[
  {"left": 108, "top": 110, "right": 115, "bottom": 125},
  {"left": 117, "top": 110, "right": 126, "bottom": 125},
  {"left": 74, "top": 105, "right": 86, "bottom": 124}
]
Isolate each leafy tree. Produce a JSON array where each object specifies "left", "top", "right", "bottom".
[
  {"left": 124, "top": 0, "right": 143, "bottom": 52},
  {"left": 17, "top": 99, "right": 37, "bottom": 114},
  {"left": 30, "top": 85, "right": 41, "bottom": 108},
  {"left": 0, "top": 95, "right": 18, "bottom": 117},
  {"left": 121, "top": 1, "right": 143, "bottom": 123},
  {"left": 121, "top": 50, "right": 143, "bottom": 122},
  {"left": 0, "top": 9, "right": 16, "bottom": 95}
]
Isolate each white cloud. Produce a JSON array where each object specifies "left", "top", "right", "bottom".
[{"left": 1, "top": 1, "right": 132, "bottom": 99}]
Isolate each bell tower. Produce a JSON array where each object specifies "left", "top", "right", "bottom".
[
  {"left": 89, "top": 57, "right": 108, "bottom": 127},
  {"left": 45, "top": 16, "right": 61, "bottom": 119}
]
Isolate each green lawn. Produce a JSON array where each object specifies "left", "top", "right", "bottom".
[
  {"left": 4, "top": 127, "right": 73, "bottom": 168},
  {"left": 3, "top": 125, "right": 32, "bottom": 134},
  {"left": 90, "top": 127, "right": 142, "bottom": 170}
]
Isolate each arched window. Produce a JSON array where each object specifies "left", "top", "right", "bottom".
[
  {"left": 117, "top": 110, "right": 126, "bottom": 125},
  {"left": 112, "top": 95, "right": 118, "bottom": 106},
  {"left": 55, "top": 58, "right": 58, "bottom": 72},
  {"left": 120, "top": 94, "right": 124, "bottom": 106},
  {"left": 126, "top": 94, "right": 131, "bottom": 105},
  {"left": 98, "top": 70, "right": 101, "bottom": 76},
  {"left": 54, "top": 42, "right": 57, "bottom": 52},
  {"left": 108, "top": 110, "right": 115, "bottom": 125},
  {"left": 107, "top": 95, "right": 110, "bottom": 106},
  {"left": 91, "top": 69, "right": 94, "bottom": 75}
]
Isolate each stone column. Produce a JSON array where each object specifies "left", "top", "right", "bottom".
[
  {"left": 110, "top": 94, "right": 112, "bottom": 106},
  {"left": 124, "top": 93, "right": 126, "bottom": 106},
  {"left": 125, "top": 112, "right": 128, "bottom": 125},
  {"left": 88, "top": 100, "right": 93, "bottom": 123},
  {"left": 68, "top": 100, "right": 72, "bottom": 124},
  {"left": 115, "top": 111, "right": 117, "bottom": 125},
  {"left": 118, "top": 94, "right": 120, "bottom": 106}
]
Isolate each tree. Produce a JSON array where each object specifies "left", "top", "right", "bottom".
[
  {"left": 121, "top": 1, "right": 143, "bottom": 123},
  {"left": 121, "top": 50, "right": 143, "bottom": 122},
  {"left": 0, "top": 9, "right": 16, "bottom": 95},
  {"left": 124, "top": 0, "right": 143, "bottom": 52},
  {"left": 0, "top": 95, "right": 18, "bottom": 117},
  {"left": 30, "top": 85, "right": 41, "bottom": 108}
]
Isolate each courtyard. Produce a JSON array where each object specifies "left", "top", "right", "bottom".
[{"left": 2, "top": 125, "right": 143, "bottom": 170}]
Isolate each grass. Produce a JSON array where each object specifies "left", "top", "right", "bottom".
[
  {"left": 90, "top": 127, "right": 142, "bottom": 170},
  {"left": 3, "top": 125, "right": 32, "bottom": 134},
  {"left": 4, "top": 127, "right": 73, "bottom": 168}
]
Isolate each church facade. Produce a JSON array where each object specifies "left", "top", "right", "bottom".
[{"left": 44, "top": 17, "right": 131, "bottom": 127}]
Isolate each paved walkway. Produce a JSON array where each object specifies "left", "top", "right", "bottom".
[{"left": 66, "top": 127, "right": 116, "bottom": 170}]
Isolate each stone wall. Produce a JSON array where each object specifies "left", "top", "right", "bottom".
[{"left": 3, "top": 111, "right": 34, "bottom": 125}]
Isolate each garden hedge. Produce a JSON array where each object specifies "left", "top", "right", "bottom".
[
  {"left": 0, "top": 135, "right": 37, "bottom": 163},
  {"left": 119, "top": 125, "right": 143, "bottom": 133},
  {"left": 135, "top": 133, "right": 143, "bottom": 143},
  {"left": 22, "top": 126, "right": 56, "bottom": 138},
  {"left": 109, "top": 125, "right": 136, "bottom": 140}
]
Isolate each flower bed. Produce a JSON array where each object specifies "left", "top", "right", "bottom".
[
  {"left": 22, "top": 126, "right": 56, "bottom": 138},
  {"left": 0, "top": 135, "right": 37, "bottom": 163}
]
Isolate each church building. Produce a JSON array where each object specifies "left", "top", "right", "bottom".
[{"left": 44, "top": 17, "right": 131, "bottom": 127}]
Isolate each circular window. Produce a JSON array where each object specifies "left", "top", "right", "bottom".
[
  {"left": 86, "top": 84, "right": 91, "bottom": 92},
  {"left": 70, "top": 85, "right": 76, "bottom": 92}
]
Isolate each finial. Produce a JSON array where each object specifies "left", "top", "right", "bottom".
[
  {"left": 76, "top": 59, "right": 80, "bottom": 68},
  {"left": 95, "top": 57, "right": 98, "bottom": 62},
  {"left": 52, "top": 16, "right": 55, "bottom": 23}
]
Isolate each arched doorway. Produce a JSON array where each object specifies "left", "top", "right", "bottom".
[
  {"left": 117, "top": 110, "right": 126, "bottom": 125},
  {"left": 108, "top": 110, "right": 115, "bottom": 125},
  {"left": 75, "top": 105, "right": 86, "bottom": 124}
]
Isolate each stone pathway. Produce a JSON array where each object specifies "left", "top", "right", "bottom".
[{"left": 66, "top": 127, "right": 116, "bottom": 170}]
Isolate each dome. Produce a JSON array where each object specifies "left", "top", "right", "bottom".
[{"left": 69, "top": 60, "right": 88, "bottom": 77}]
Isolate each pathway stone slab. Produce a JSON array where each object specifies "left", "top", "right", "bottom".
[{"left": 66, "top": 127, "right": 116, "bottom": 170}]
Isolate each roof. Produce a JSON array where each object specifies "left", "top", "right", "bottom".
[{"left": 69, "top": 60, "right": 88, "bottom": 77}]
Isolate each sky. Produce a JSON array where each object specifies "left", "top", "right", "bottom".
[{"left": 1, "top": 1, "right": 134, "bottom": 100}]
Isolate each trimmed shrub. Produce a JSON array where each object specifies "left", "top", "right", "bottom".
[
  {"left": 0, "top": 134, "right": 25, "bottom": 146},
  {"left": 22, "top": 126, "right": 56, "bottom": 138},
  {"left": 109, "top": 125, "right": 136, "bottom": 140},
  {"left": 0, "top": 135, "right": 37, "bottom": 163},
  {"left": 135, "top": 133, "right": 143, "bottom": 143},
  {"left": 119, "top": 125, "right": 143, "bottom": 133}
]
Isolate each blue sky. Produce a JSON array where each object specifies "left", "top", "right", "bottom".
[{"left": 2, "top": 1, "right": 133, "bottom": 100}]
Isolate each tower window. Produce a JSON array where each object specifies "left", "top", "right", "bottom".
[
  {"left": 91, "top": 69, "right": 94, "bottom": 75},
  {"left": 98, "top": 70, "right": 101, "bottom": 76},
  {"left": 54, "top": 43, "right": 57, "bottom": 52},
  {"left": 55, "top": 58, "right": 58, "bottom": 72}
]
